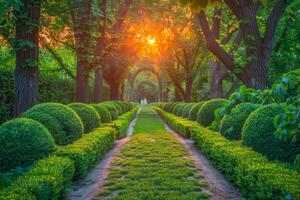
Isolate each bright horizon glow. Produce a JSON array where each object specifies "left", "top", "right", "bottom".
[{"left": 147, "top": 36, "right": 156, "bottom": 45}]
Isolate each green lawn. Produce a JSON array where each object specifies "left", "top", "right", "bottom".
[{"left": 93, "top": 107, "right": 209, "bottom": 200}]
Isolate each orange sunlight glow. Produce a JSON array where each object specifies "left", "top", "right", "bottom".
[{"left": 147, "top": 36, "right": 156, "bottom": 45}]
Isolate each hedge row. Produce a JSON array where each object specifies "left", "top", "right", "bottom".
[
  {"left": 155, "top": 108, "right": 300, "bottom": 200},
  {"left": 107, "top": 107, "right": 139, "bottom": 138},
  {"left": 0, "top": 106, "right": 138, "bottom": 199},
  {"left": 0, "top": 156, "right": 74, "bottom": 200},
  {"left": 154, "top": 101, "right": 299, "bottom": 164}
]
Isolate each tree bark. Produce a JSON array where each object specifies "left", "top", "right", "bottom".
[
  {"left": 75, "top": 60, "right": 89, "bottom": 102},
  {"left": 109, "top": 80, "right": 120, "bottom": 100},
  {"left": 14, "top": 0, "right": 41, "bottom": 117},
  {"left": 210, "top": 61, "right": 223, "bottom": 98},
  {"left": 94, "top": 68, "right": 104, "bottom": 102}
]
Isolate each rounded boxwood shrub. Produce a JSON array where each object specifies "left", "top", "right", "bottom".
[
  {"left": 197, "top": 99, "right": 230, "bottom": 127},
  {"left": 22, "top": 111, "right": 65, "bottom": 145},
  {"left": 176, "top": 103, "right": 187, "bottom": 116},
  {"left": 0, "top": 118, "right": 55, "bottom": 171},
  {"left": 188, "top": 102, "right": 204, "bottom": 121},
  {"left": 182, "top": 103, "right": 196, "bottom": 118},
  {"left": 242, "top": 104, "right": 300, "bottom": 162},
  {"left": 24, "top": 103, "right": 83, "bottom": 145},
  {"left": 68, "top": 103, "right": 101, "bottom": 133},
  {"left": 100, "top": 103, "right": 118, "bottom": 120},
  {"left": 172, "top": 103, "right": 183, "bottom": 115},
  {"left": 220, "top": 103, "right": 261, "bottom": 140},
  {"left": 90, "top": 104, "right": 112, "bottom": 123}
]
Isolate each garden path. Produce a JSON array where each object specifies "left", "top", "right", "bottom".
[{"left": 67, "top": 107, "right": 243, "bottom": 200}]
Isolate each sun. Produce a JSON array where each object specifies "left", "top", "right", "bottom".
[{"left": 147, "top": 36, "right": 156, "bottom": 45}]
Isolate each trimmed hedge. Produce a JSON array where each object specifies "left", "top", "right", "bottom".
[
  {"left": 110, "top": 107, "right": 138, "bottom": 138},
  {"left": 188, "top": 102, "right": 204, "bottom": 121},
  {"left": 54, "top": 126, "right": 116, "bottom": 177},
  {"left": 242, "top": 104, "right": 300, "bottom": 162},
  {"left": 0, "top": 156, "right": 74, "bottom": 200},
  {"left": 155, "top": 107, "right": 198, "bottom": 138},
  {"left": 68, "top": 103, "right": 101, "bottom": 133},
  {"left": 220, "top": 103, "right": 261, "bottom": 140},
  {"left": 182, "top": 103, "right": 196, "bottom": 118},
  {"left": 197, "top": 99, "right": 229, "bottom": 126},
  {"left": 175, "top": 103, "right": 187, "bottom": 116},
  {"left": 157, "top": 108, "right": 300, "bottom": 200},
  {"left": 0, "top": 118, "right": 55, "bottom": 171},
  {"left": 90, "top": 104, "right": 112, "bottom": 123},
  {"left": 99, "top": 103, "right": 118, "bottom": 120},
  {"left": 23, "top": 103, "right": 83, "bottom": 145}
]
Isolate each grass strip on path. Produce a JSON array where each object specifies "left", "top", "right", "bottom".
[{"left": 93, "top": 107, "right": 210, "bottom": 200}]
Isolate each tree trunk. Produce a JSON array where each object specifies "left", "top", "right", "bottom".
[
  {"left": 75, "top": 60, "right": 89, "bottom": 102},
  {"left": 242, "top": 54, "right": 268, "bottom": 90},
  {"left": 94, "top": 68, "right": 103, "bottom": 102},
  {"left": 210, "top": 61, "right": 223, "bottom": 98},
  {"left": 175, "top": 88, "right": 182, "bottom": 101},
  {"left": 184, "top": 76, "right": 193, "bottom": 102},
  {"left": 14, "top": 0, "right": 41, "bottom": 117},
  {"left": 109, "top": 80, "right": 120, "bottom": 100}
]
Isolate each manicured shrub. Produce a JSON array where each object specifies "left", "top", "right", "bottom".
[
  {"left": 172, "top": 103, "right": 183, "bottom": 115},
  {"left": 0, "top": 118, "right": 55, "bottom": 171},
  {"left": 182, "top": 103, "right": 196, "bottom": 118},
  {"left": 242, "top": 104, "right": 300, "bottom": 162},
  {"left": 0, "top": 156, "right": 74, "bottom": 200},
  {"left": 108, "top": 101, "right": 124, "bottom": 115},
  {"left": 24, "top": 103, "right": 83, "bottom": 145},
  {"left": 164, "top": 102, "right": 178, "bottom": 113},
  {"left": 220, "top": 103, "right": 261, "bottom": 140},
  {"left": 68, "top": 103, "right": 101, "bottom": 133},
  {"left": 157, "top": 108, "right": 300, "bottom": 200},
  {"left": 188, "top": 102, "right": 204, "bottom": 121},
  {"left": 111, "top": 107, "right": 138, "bottom": 138},
  {"left": 55, "top": 126, "right": 116, "bottom": 177},
  {"left": 99, "top": 103, "right": 119, "bottom": 120},
  {"left": 175, "top": 103, "right": 187, "bottom": 116},
  {"left": 197, "top": 99, "right": 229, "bottom": 127},
  {"left": 90, "top": 104, "right": 112, "bottom": 123},
  {"left": 22, "top": 111, "right": 65, "bottom": 145}
]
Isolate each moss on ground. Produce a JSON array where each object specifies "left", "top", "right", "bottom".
[{"left": 94, "top": 107, "right": 209, "bottom": 200}]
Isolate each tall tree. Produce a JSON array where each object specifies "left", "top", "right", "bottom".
[
  {"left": 14, "top": 0, "right": 41, "bottom": 116},
  {"left": 193, "top": 0, "right": 288, "bottom": 90}
]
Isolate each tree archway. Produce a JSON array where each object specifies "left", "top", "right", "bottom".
[{"left": 128, "top": 66, "right": 164, "bottom": 101}]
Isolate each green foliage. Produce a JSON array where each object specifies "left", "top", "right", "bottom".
[
  {"left": 109, "top": 107, "right": 138, "bottom": 138},
  {"left": 271, "top": 69, "right": 300, "bottom": 103},
  {"left": 242, "top": 104, "right": 300, "bottom": 162},
  {"left": 55, "top": 126, "right": 116, "bottom": 178},
  {"left": 188, "top": 102, "right": 204, "bottom": 121},
  {"left": 21, "top": 111, "right": 65, "bottom": 145},
  {"left": 99, "top": 103, "right": 119, "bottom": 120},
  {"left": 197, "top": 99, "right": 229, "bottom": 127},
  {"left": 274, "top": 103, "right": 300, "bottom": 143},
  {"left": 0, "top": 68, "right": 74, "bottom": 125},
  {"left": 175, "top": 103, "right": 186, "bottom": 116},
  {"left": 68, "top": 103, "right": 101, "bottom": 133},
  {"left": 0, "top": 118, "right": 55, "bottom": 171},
  {"left": 24, "top": 103, "right": 83, "bottom": 145},
  {"left": 220, "top": 103, "right": 261, "bottom": 140},
  {"left": 163, "top": 102, "right": 178, "bottom": 113},
  {"left": 0, "top": 156, "right": 75, "bottom": 200},
  {"left": 158, "top": 108, "right": 300, "bottom": 200},
  {"left": 90, "top": 104, "right": 112, "bottom": 123},
  {"left": 191, "top": 127, "right": 300, "bottom": 200},
  {"left": 182, "top": 103, "right": 196, "bottom": 118},
  {"left": 171, "top": 103, "right": 184, "bottom": 115},
  {"left": 155, "top": 107, "right": 198, "bottom": 138}
]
